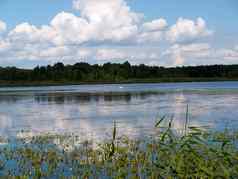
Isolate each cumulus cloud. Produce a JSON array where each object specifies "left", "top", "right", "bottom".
[
  {"left": 0, "top": 0, "right": 165, "bottom": 65},
  {"left": 4, "top": 15, "right": 213, "bottom": 50},
  {"left": 72, "top": 0, "right": 142, "bottom": 42},
  {"left": 2, "top": 0, "right": 238, "bottom": 67},
  {"left": 163, "top": 43, "right": 211, "bottom": 66},
  {"left": 162, "top": 43, "right": 238, "bottom": 66},
  {"left": 73, "top": 0, "right": 142, "bottom": 23},
  {"left": 216, "top": 46, "right": 238, "bottom": 61},
  {"left": 142, "top": 18, "right": 167, "bottom": 32},
  {"left": 0, "top": 20, "right": 7, "bottom": 34},
  {"left": 166, "top": 17, "right": 213, "bottom": 44},
  {"left": 94, "top": 47, "right": 161, "bottom": 63},
  {"left": 50, "top": 12, "right": 92, "bottom": 45},
  {"left": 8, "top": 23, "right": 55, "bottom": 46},
  {"left": 235, "top": 45, "right": 238, "bottom": 51},
  {"left": 96, "top": 48, "right": 127, "bottom": 60},
  {"left": 4, "top": 0, "right": 143, "bottom": 51},
  {"left": 137, "top": 31, "right": 164, "bottom": 43}
]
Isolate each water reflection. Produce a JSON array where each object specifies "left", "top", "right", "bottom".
[
  {"left": 34, "top": 92, "right": 135, "bottom": 104},
  {"left": 0, "top": 83, "right": 238, "bottom": 141},
  {"left": 0, "top": 92, "right": 161, "bottom": 105}
]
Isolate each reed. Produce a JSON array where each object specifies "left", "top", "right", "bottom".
[{"left": 0, "top": 116, "right": 237, "bottom": 178}]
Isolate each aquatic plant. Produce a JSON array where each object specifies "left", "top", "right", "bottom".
[{"left": 0, "top": 116, "right": 237, "bottom": 178}]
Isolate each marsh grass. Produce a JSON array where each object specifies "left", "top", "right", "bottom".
[{"left": 0, "top": 115, "right": 238, "bottom": 178}]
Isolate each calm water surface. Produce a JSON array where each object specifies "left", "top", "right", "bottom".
[{"left": 0, "top": 81, "right": 238, "bottom": 140}]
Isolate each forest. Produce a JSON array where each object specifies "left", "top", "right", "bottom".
[{"left": 1, "top": 62, "right": 238, "bottom": 84}]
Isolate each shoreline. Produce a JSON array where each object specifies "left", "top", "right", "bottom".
[{"left": 0, "top": 78, "right": 238, "bottom": 87}]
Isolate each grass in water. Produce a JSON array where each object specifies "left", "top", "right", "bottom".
[{"left": 0, "top": 115, "right": 237, "bottom": 178}]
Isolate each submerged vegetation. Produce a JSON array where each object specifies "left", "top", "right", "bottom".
[
  {"left": 1, "top": 62, "right": 238, "bottom": 85},
  {"left": 0, "top": 116, "right": 238, "bottom": 178}
]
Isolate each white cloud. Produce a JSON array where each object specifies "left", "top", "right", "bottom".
[
  {"left": 137, "top": 31, "right": 163, "bottom": 43},
  {"left": 8, "top": 23, "right": 55, "bottom": 46},
  {"left": 235, "top": 45, "right": 238, "bottom": 51},
  {"left": 1, "top": 0, "right": 238, "bottom": 67},
  {"left": 162, "top": 44, "right": 238, "bottom": 66},
  {"left": 50, "top": 12, "right": 92, "bottom": 45},
  {"left": 166, "top": 17, "right": 213, "bottom": 43},
  {"left": 0, "top": 20, "right": 7, "bottom": 34},
  {"left": 39, "top": 46, "right": 71, "bottom": 59},
  {"left": 0, "top": 40, "right": 10, "bottom": 52},
  {"left": 0, "top": 0, "right": 162, "bottom": 65},
  {"left": 96, "top": 48, "right": 127, "bottom": 60},
  {"left": 94, "top": 47, "right": 161, "bottom": 64},
  {"left": 72, "top": 0, "right": 142, "bottom": 42},
  {"left": 142, "top": 18, "right": 167, "bottom": 32},
  {"left": 216, "top": 47, "right": 238, "bottom": 61},
  {"left": 163, "top": 43, "right": 211, "bottom": 66},
  {"left": 73, "top": 0, "right": 142, "bottom": 23},
  {"left": 136, "top": 18, "right": 168, "bottom": 43},
  {"left": 178, "top": 43, "right": 211, "bottom": 57},
  {"left": 6, "top": 0, "right": 143, "bottom": 49}
]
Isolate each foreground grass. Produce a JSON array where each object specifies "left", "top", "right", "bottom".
[{"left": 0, "top": 119, "right": 238, "bottom": 178}]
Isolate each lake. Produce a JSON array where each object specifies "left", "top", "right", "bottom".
[{"left": 0, "top": 81, "right": 238, "bottom": 141}]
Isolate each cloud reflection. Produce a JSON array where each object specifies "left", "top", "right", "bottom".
[{"left": 0, "top": 89, "right": 238, "bottom": 141}]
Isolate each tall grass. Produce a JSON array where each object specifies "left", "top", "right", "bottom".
[{"left": 0, "top": 115, "right": 237, "bottom": 178}]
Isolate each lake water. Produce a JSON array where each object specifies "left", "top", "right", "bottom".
[{"left": 0, "top": 81, "right": 238, "bottom": 141}]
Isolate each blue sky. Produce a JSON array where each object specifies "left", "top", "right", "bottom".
[
  {"left": 1, "top": 0, "right": 238, "bottom": 31},
  {"left": 132, "top": 0, "right": 238, "bottom": 28},
  {"left": 0, "top": 0, "right": 238, "bottom": 68}
]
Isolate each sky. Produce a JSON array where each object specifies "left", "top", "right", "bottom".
[{"left": 0, "top": 0, "right": 238, "bottom": 68}]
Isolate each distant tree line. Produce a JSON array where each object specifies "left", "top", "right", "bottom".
[{"left": 1, "top": 62, "right": 238, "bottom": 83}]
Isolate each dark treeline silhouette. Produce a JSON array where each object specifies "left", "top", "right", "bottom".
[{"left": 1, "top": 61, "right": 238, "bottom": 84}]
